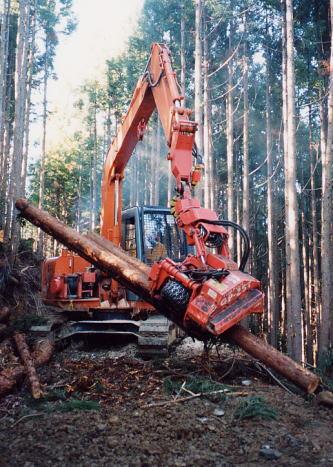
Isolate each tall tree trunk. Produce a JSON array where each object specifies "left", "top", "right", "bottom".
[
  {"left": 284, "top": 0, "right": 303, "bottom": 362},
  {"left": 203, "top": 10, "right": 212, "bottom": 210},
  {"left": 309, "top": 138, "right": 320, "bottom": 362},
  {"left": 180, "top": 2, "right": 186, "bottom": 101},
  {"left": 282, "top": 0, "right": 291, "bottom": 354},
  {"left": 92, "top": 95, "right": 98, "bottom": 230},
  {"left": 21, "top": 1, "right": 36, "bottom": 194},
  {"left": 0, "top": 0, "right": 11, "bottom": 228},
  {"left": 242, "top": 14, "right": 250, "bottom": 247},
  {"left": 266, "top": 28, "right": 279, "bottom": 348},
  {"left": 3, "top": 11, "right": 17, "bottom": 242},
  {"left": 226, "top": 18, "right": 235, "bottom": 256},
  {"left": 37, "top": 34, "right": 49, "bottom": 256},
  {"left": 76, "top": 161, "right": 82, "bottom": 231},
  {"left": 301, "top": 211, "right": 311, "bottom": 363},
  {"left": 8, "top": 0, "right": 30, "bottom": 260},
  {"left": 154, "top": 118, "right": 160, "bottom": 205},
  {"left": 149, "top": 129, "right": 155, "bottom": 205},
  {"left": 0, "top": 0, "right": 11, "bottom": 181},
  {"left": 320, "top": 0, "right": 333, "bottom": 354},
  {"left": 194, "top": 0, "right": 203, "bottom": 156}
]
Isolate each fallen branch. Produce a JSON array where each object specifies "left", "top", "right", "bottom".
[
  {"left": 11, "top": 412, "right": 45, "bottom": 428},
  {"left": 0, "top": 337, "right": 54, "bottom": 398},
  {"left": 143, "top": 390, "right": 248, "bottom": 408},
  {"left": 14, "top": 333, "right": 43, "bottom": 399},
  {"left": 255, "top": 361, "right": 294, "bottom": 395}
]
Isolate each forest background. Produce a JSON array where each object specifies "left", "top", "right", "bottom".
[{"left": 0, "top": 0, "right": 332, "bottom": 366}]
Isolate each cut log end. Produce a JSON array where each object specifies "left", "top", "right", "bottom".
[{"left": 226, "top": 325, "right": 320, "bottom": 394}]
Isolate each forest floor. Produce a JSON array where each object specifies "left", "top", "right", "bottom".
[
  {"left": 1, "top": 336, "right": 333, "bottom": 467},
  {"left": 1, "top": 247, "right": 333, "bottom": 466}
]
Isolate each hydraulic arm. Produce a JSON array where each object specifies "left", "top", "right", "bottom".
[{"left": 101, "top": 43, "right": 264, "bottom": 337}]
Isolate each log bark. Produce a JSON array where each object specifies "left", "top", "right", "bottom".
[
  {"left": 85, "top": 232, "right": 150, "bottom": 276},
  {"left": 226, "top": 325, "right": 319, "bottom": 393},
  {"left": 15, "top": 199, "right": 320, "bottom": 393},
  {"left": 14, "top": 332, "right": 42, "bottom": 399},
  {"left": 0, "top": 337, "right": 53, "bottom": 398}
]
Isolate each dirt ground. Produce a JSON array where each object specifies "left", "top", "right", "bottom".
[
  {"left": 0, "top": 248, "right": 332, "bottom": 465},
  {"left": 0, "top": 336, "right": 333, "bottom": 467}
]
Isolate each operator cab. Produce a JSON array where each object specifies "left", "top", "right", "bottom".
[{"left": 121, "top": 206, "right": 188, "bottom": 266}]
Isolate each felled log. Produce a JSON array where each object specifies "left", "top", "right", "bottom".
[
  {"left": 15, "top": 198, "right": 320, "bottom": 393},
  {"left": 0, "top": 337, "right": 54, "bottom": 398},
  {"left": 86, "top": 232, "right": 150, "bottom": 276},
  {"left": 14, "top": 332, "right": 42, "bottom": 399},
  {"left": 0, "top": 307, "right": 10, "bottom": 323},
  {"left": 226, "top": 325, "right": 319, "bottom": 393}
]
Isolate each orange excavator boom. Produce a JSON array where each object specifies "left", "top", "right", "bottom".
[{"left": 100, "top": 43, "right": 264, "bottom": 338}]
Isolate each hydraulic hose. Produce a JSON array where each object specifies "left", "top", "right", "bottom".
[{"left": 203, "top": 219, "right": 251, "bottom": 272}]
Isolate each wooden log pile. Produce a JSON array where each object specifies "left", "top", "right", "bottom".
[
  {"left": 0, "top": 302, "right": 52, "bottom": 399},
  {"left": 15, "top": 198, "right": 320, "bottom": 394},
  {"left": 14, "top": 333, "right": 43, "bottom": 399}
]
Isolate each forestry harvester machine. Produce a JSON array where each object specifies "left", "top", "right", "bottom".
[{"left": 41, "top": 43, "right": 264, "bottom": 357}]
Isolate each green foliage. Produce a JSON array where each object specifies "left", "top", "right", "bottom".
[
  {"left": 29, "top": 141, "right": 87, "bottom": 227},
  {"left": 234, "top": 396, "right": 278, "bottom": 421},
  {"left": 48, "top": 399, "right": 101, "bottom": 413},
  {"left": 26, "top": 386, "right": 101, "bottom": 413}
]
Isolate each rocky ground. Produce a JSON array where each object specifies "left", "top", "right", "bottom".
[{"left": 0, "top": 337, "right": 333, "bottom": 467}]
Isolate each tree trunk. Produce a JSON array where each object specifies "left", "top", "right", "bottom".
[
  {"left": 8, "top": 0, "right": 30, "bottom": 261},
  {"left": 180, "top": 2, "right": 186, "bottom": 101},
  {"left": 226, "top": 18, "right": 235, "bottom": 256},
  {"left": 2, "top": 11, "right": 17, "bottom": 241},
  {"left": 0, "top": 0, "right": 11, "bottom": 211},
  {"left": 309, "top": 134, "right": 320, "bottom": 362},
  {"left": 301, "top": 211, "right": 311, "bottom": 363},
  {"left": 284, "top": 0, "right": 303, "bottom": 362},
  {"left": 281, "top": 3, "right": 291, "bottom": 353},
  {"left": 194, "top": 0, "right": 203, "bottom": 156},
  {"left": 92, "top": 95, "right": 98, "bottom": 230},
  {"left": 154, "top": 118, "right": 160, "bottom": 205},
  {"left": 203, "top": 11, "right": 212, "bottom": 210},
  {"left": 266, "top": 31, "right": 279, "bottom": 348},
  {"left": 37, "top": 34, "right": 49, "bottom": 256},
  {"left": 21, "top": 2, "right": 36, "bottom": 194},
  {"left": 242, "top": 16, "right": 250, "bottom": 247},
  {"left": 320, "top": 0, "right": 333, "bottom": 354}
]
